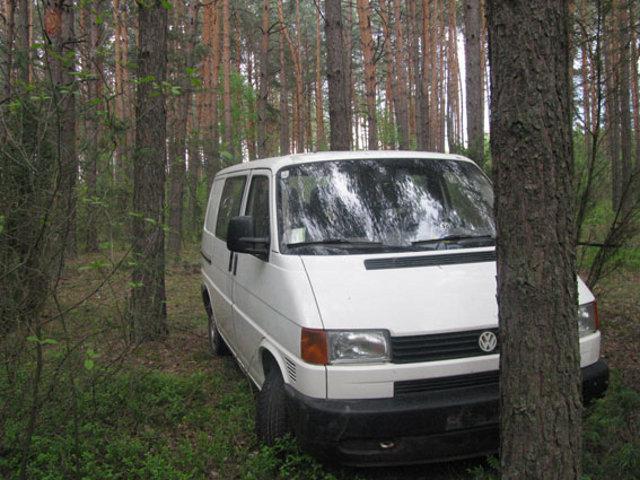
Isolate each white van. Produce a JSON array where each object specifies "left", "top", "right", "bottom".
[{"left": 200, "top": 151, "right": 608, "bottom": 466}]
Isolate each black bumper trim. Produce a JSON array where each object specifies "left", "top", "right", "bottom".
[{"left": 285, "top": 359, "right": 609, "bottom": 466}]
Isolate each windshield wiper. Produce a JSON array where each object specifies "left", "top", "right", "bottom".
[
  {"left": 287, "top": 239, "right": 382, "bottom": 248},
  {"left": 412, "top": 234, "right": 495, "bottom": 246}
]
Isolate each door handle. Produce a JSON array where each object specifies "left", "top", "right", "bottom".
[
  {"left": 228, "top": 251, "right": 234, "bottom": 272},
  {"left": 233, "top": 253, "right": 239, "bottom": 275}
]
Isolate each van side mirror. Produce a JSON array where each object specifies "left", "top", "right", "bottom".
[{"left": 227, "top": 216, "right": 269, "bottom": 260}]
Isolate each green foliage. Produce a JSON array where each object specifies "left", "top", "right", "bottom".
[
  {"left": 242, "top": 437, "right": 340, "bottom": 480},
  {"left": 0, "top": 368, "right": 254, "bottom": 479},
  {"left": 583, "top": 372, "right": 640, "bottom": 480}
]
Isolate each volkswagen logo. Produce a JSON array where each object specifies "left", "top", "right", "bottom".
[{"left": 478, "top": 331, "right": 498, "bottom": 353}]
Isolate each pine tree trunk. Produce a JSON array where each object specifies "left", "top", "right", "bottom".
[
  {"left": 315, "top": 9, "right": 326, "bottom": 151},
  {"left": 356, "top": 0, "right": 378, "bottom": 150},
  {"left": 617, "top": 0, "right": 632, "bottom": 208},
  {"left": 45, "top": 0, "right": 78, "bottom": 258},
  {"left": 256, "top": 0, "right": 270, "bottom": 158},
  {"left": 605, "top": 7, "right": 622, "bottom": 210},
  {"left": 464, "top": 0, "right": 484, "bottom": 165},
  {"left": 2, "top": 0, "right": 15, "bottom": 98},
  {"left": 392, "top": 0, "right": 409, "bottom": 150},
  {"left": 380, "top": 0, "right": 395, "bottom": 148},
  {"left": 168, "top": 1, "right": 198, "bottom": 259},
  {"left": 85, "top": 0, "right": 105, "bottom": 253},
  {"left": 222, "top": 0, "right": 233, "bottom": 157},
  {"left": 487, "top": 1, "right": 582, "bottom": 478},
  {"left": 324, "top": 0, "right": 350, "bottom": 150},
  {"left": 419, "top": 0, "right": 431, "bottom": 150},
  {"left": 130, "top": 0, "right": 168, "bottom": 341},
  {"left": 278, "top": 26, "right": 290, "bottom": 155}
]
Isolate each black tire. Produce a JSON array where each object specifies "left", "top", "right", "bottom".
[
  {"left": 207, "top": 310, "right": 230, "bottom": 356},
  {"left": 256, "top": 367, "right": 290, "bottom": 445}
]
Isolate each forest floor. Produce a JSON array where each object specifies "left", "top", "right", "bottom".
[{"left": 7, "top": 247, "right": 638, "bottom": 480}]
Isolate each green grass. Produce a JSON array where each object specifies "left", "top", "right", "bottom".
[{"left": 1, "top": 250, "right": 638, "bottom": 479}]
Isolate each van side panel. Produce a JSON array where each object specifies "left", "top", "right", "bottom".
[{"left": 232, "top": 253, "right": 326, "bottom": 398}]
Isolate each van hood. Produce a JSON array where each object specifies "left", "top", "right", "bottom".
[{"left": 301, "top": 249, "right": 594, "bottom": 336}]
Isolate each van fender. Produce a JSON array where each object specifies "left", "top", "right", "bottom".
[{"left": 255, "top": 339, "right": 291, "bottom": 390}]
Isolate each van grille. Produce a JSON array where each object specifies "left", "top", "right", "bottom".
[
  {"left": 394, "top": 371, "right": 499, "bottom": 396},
  {"left": 390, "top": 328, "right": 499, "bottom": 363}
]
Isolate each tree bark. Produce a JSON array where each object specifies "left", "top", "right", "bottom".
[
  {"left": 45, "top": 0, "right": 78, "bottom": 258},
  {"left": 221, "top": 0, "right": 233, "bottom": 157},
  {"left": 2, "top": 0, "right": 16, "bottom": 98},
  {"left": 168, "top": 1, "right": 198, "bottom": 259},
  {"left": 324, "top": 0, "right": 350, "bottom": 150},
  {"left": 85, "top": 0, "right": 105, "bottom": 253},
  {"left": 419, "top": 0, "right": 431, "bottom": 150},
  {"left": 464, "top": 0, "right": 484, "bottom": 165},
  {"left": 315, "top": 8, "right": 326, "bottom": 151},
  {"left": 256, "top": 0, "right": 270, "bottom": 158},
  {"left": 380, "top": 0, "right": 395, "bottom": 148},
  {"left": 488, "top": 1, "right": 582, "bottom": 478},
  {"left": 277, "top": 0, "right": 304, "bottom": 153},
  {"left": 130, "top": 0, "right": 168, "bottom": 341},
  {"left": 392, "top": 0, "right": 409, "bottom": 150},
  {"left": 616, "top": 0, "right": 632, "bottom": 208},
  {"left": 278, "top": 25, "right": 290, "bottom": 155},
  {"left": 356, "top": 0, "right": 378, "bottom": 150}
]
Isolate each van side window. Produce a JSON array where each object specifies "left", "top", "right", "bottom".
[
  {"left": 215, "top": 176, "right": 247, "bottom": 240},
  {"left": 204, "top": 180, "right": 224, "bottom": 232},
  {"left": 245, "top": 176, "right": 270, "bottom": 238}
]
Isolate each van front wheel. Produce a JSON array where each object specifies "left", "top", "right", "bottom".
[
  {"left": 256, "top": 368, "right": 290, "bottom": 445},
  {"left": 207, "top": 311, "right": 229, "bottom": 356}
]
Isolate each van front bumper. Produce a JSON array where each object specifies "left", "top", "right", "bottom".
[{"left": 284, "top": 360, "right": 609, "bottom": 466}]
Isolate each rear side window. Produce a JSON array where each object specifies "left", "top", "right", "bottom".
[
  {"left": 215, "top": 176, "right": 247, "bottom": 240},
  {"left": 245, "top": 176, "right": 270, "bottom": 238}
]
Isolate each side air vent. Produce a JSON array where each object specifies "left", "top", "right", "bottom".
[
  {"left": 394, "top": 371, "right": 499, "bottom": 396},
  {"left": 284, "top": 357, "right": 297, "bottom": 383},
  {"left": 364, "top": 250, "right": 496, "bottom": 270}
]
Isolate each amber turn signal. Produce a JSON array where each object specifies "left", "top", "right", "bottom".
[{"left": 301, "top": 328, "right": 328, "bottom": 365}]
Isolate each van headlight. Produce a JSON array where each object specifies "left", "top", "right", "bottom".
[
  {"left": 327, "top": 330, "right": 390, "bottom": 364},
  {"left": 578, "top": 302, "right": 599, "bottom": 337}
]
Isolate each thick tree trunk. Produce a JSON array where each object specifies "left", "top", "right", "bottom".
[
  {"left": 130, "top": 0, "right": 168, "bottom": 341},
  {"left": 45, "top": 0, "right": 78, "bottom": 258},
  {"left": 324, "top": 0, "right": 350, "bottom": 150},
  {"left": 464, "top": 0, "right": 484, "bottom": 165},
  {"left": 256, "top": 0, "right": 270, "bottom": 158},
  {"left": 487, "top": 1, "right": 582, "bottom": 478},
  {"left": 356, "top": 0, "right": 378, "bottom": 150},
  {"left": 392, "top": 0, "right": 409, "bottom": 150}
]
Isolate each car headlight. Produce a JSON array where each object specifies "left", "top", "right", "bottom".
[
  {"left": 578, "top": 302, "right": 599, "bottom": 337},
  {"left": 327, "top": 330, "right": 390, "bottom": 364},
  {"left": 301, "top": 328, "right": 390, "bottom": 365}
]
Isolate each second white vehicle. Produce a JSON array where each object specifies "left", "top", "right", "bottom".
[{"left": 200, "top": 151, "right": 608, "bottom": 466}]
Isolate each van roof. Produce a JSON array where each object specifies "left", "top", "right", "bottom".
[{"left": 214, "top": 150, "right": 475, "bottom": 177}]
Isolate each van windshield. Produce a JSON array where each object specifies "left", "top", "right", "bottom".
[{"left": 277, "top": 158, "right": 495, "bottom": 255}]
